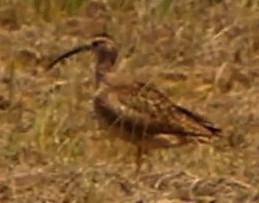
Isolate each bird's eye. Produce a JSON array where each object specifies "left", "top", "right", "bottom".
[{"left": 92, "top": 41, "right": 99, "bottom": 47}]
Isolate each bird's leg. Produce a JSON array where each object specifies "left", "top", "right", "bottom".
[
  {"left": 135, "top": 135, "right": 150, "bottom": 173},
  {"left": 135, "top": 145, "right": 143, "bottom": 174}
]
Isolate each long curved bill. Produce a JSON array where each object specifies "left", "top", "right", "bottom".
[{"left": 47, "top": 43, "right": 92, "bottom": 70}]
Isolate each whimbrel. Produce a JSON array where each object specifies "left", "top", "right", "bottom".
[{"left": 48, "top": 33, "right": 222, "bottom": 170}]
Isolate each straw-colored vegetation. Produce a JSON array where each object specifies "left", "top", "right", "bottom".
[{"left": 0, "top": 0, "right": 259, "bottom": 202}]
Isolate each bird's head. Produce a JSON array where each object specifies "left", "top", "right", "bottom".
[{"left": 48, "top": 33, "right": 118, "bottom": 70}]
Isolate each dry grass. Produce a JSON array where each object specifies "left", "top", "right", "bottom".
[{"left": 0, "top": 0, "right": 259, "bottom": 202}]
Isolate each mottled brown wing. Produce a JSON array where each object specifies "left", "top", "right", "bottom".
[
  {"left": 94, "top": 80, "right": 221, "bottom": 139},
  {"left": 132, "top": 82, "right": 221, "bottom": 137}
]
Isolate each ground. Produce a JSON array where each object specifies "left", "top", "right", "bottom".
[{"left": 0, "top": 1, "right": 259, "bottom": 202}]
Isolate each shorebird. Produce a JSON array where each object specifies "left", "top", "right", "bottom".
[{"left": 48, "top": 33, "right": 222, "bottom": 170}]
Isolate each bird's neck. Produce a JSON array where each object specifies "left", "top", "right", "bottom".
[{"left": 95, "top": 60, "right": 115, "bottom": 88}]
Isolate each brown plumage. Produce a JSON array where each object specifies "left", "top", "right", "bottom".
[{"left": 48, "top": 33, "right": 222, "bottom": 170}]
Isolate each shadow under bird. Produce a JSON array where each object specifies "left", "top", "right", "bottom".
[{"left": 48, "top": 33, "right": 222, "bottom": 170}]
